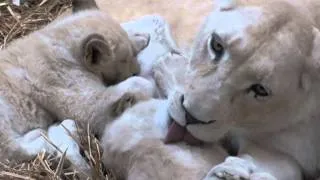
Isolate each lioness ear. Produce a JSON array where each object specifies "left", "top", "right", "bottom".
[
  {"left": 72, "top": 0, "right": 98, "bottom": 13},
  {"left": 81, "top": 34, "right": 113, "bottom": 68}
]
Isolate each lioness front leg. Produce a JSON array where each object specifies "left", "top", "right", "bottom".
[
  {"left": 204, "top": 145, "right": 303, "bottom": 180},
  {"left": 204, "top": 156, "right": 276, "bottom": 180}
]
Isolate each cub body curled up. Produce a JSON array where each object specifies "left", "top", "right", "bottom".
[{"left": 0, "top": 0, "right": 151, "bottom": 162}]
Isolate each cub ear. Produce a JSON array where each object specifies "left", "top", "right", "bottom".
[
  {"left": 128, "top": 32, "right": 150, "bottom": 56},
  {"left": 72, "top": 0, "right": 98, "bottom": 13},
  {"left": 81, "top": 34, "right": 113, "bottom": 68}
]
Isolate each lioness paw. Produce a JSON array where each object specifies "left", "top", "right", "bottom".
[
  {"left": 204, "top": 156, "right": 276, "bottom": 180},
  {"left": 204, "top": 156, "right": 255, "bottom": 180}
]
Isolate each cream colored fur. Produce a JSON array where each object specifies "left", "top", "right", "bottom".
[
  {"left": 0, "top": 0, "right": 152, "bottom": 163},
  {"left": 167, "top": 0, "right": 320, "bottom": 179}
]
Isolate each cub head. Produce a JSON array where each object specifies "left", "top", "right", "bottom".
[
  {"left": 169, "top": 0, "right": 320, "bottom": 143},
  {"left": 79, "top": 33, "right": 144, "bottom": 86},
  {"left": 73, "top": 0, "right": 149, "bottom": 85}
]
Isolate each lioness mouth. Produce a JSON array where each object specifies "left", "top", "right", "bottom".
[
  {"left": 164, "top": 119, "right": 203, "bottom": 146},
  {"left": 181, "top": 95, "right": 215, "bottom": 125},
  {"left": 185, "top": 108, "right": 215, "bottom": 125}
]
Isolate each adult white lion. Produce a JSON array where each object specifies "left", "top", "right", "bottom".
[{"left": 165, "top": 0, "right": 320, "bottom": 179}]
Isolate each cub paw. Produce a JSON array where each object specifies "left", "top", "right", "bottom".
[
  {"left": 110, "top": 92, "right": 138, "bottom": 117},
  {"left": 204, "top": 157, "right": 276, "bottom": 180}
]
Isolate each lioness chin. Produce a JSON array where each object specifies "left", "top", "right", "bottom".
[
  {"left": 165, "top": 0, "right": 320, "bottom": 179},
  {"left": 0, "top": 0, "right": 152, "bottom": 163}
]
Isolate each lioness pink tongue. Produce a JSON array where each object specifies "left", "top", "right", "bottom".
[
  {"left": 164, "top": 121, "right": 203, "bottom": 145},
  {"left": 164, "top": 121, "right": 185, "bottom": 144}
]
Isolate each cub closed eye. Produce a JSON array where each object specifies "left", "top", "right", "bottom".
[
  {"left": 247, "top": 84, "right": 271, "bottom": 99},
  {"left": 208, "top": 32, "right": 225, "bottom": 62}
]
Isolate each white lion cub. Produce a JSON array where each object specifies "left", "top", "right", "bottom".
[{"left": 0, "top": 0, "right": 152, "bottom": 163}]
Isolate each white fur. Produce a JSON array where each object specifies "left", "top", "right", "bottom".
[
  {"left": 202, "top": 7, "right": 262, "bottom": 51},
  {"left": 17, "top": 129, "right": 47, "bottom": 156},
  {"left": 175, "top": 0, "right": 320, "bottom": 179},
  {"left": 47, "top": 119, "right": 90, "bottom": 170}
]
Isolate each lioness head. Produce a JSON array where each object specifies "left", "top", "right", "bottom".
[{"left": 168, "top": 0, "right": 320, "bottom": 143}]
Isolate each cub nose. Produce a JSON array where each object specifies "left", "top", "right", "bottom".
[{"left": 180, "top": 95, "right": 205, "bottom": 125}]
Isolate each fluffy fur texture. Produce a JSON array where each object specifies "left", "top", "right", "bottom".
[
  {"left": 167, "top": 0, "right": 320, "bottom": 179},
  {"left": 0, "top": 0, "right": 151, "bottom": 164}
]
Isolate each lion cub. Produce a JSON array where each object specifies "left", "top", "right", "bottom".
[{"left": 0, "top": 0, "right": 152, "bottom": 162}]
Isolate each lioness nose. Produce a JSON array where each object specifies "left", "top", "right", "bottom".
[{"left": 180, "top": 95, "right": 205, "bottom": 125}]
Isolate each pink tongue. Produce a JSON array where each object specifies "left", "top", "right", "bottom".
[
  {"left": 164, "top": 121, "right": 185, "bottom": 144},
  {"left": 164, "top": 121, "right": 203, "bottom": 146}
]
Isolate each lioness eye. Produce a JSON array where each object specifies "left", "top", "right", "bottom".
[
  {"left": 248, "top": 84, "right": 271, "bottom": 98},
  {"left": 209, "top": 33, "right": 225, "bottom": 61}
]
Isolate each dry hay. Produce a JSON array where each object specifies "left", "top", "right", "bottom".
[
  {"left": 0, "top": 122, "right": 116, "bottom": 180},
  {"left": 0, "top": 0, "right": 71, "bottom": 50},
  {"left": 0, "top": 1, "right": 116, "bottom": 179}
]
